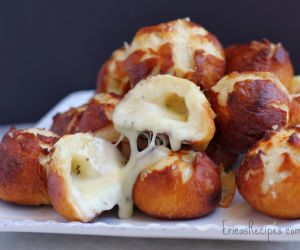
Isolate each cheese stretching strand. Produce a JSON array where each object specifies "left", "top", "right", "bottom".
[
  {"left": 1, "top": 74, "right": 217, "bottom": 222},
  {"left": 113, "top": 74, "right": 216, "bottom": 218},
  {"left": 117, "top": 131, "right": 169, "bottom": 218},
  {"left": 113, "top": 74, "right": 215, "bottom": 151}
]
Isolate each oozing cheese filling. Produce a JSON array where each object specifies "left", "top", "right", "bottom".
[
  {"left": 51, "top": 134, "right": 123, "bottom": 220},
  {"left": 111, "top": 75, "right": 216, "bottom": 218},
  {"left": 117, "top": 130, "right": 169, "bottom": 218},
  {"left": 51, "top": 132, "right": 169, "bottom": 220},
  {"left": 52, "top": 75, "right": 215, "bottom": 220},
  {"left": 113, "top": 74, "right": 215, "bottom": 151}
]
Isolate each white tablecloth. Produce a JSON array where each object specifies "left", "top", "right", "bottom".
[{"left": 0, "top": 125, "right": 299, "bottom": 249}]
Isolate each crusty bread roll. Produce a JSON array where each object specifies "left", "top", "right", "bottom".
[
  {"left": 113, "top": 74, "right": 216, "bottom": 151},
  {"left": 226, "top": 39, "right": 294, "bottom": 92},
  {"left": 51, "top": 93, "right": 121, "bottom": 143},
  {"left": 0, "top": 128, "right": 58, "bottom": 205},
  {"left": 237, "top": 128, "right": 300, "bottom": 219},
  {"left": 209, "top": 72, "right": 290, "bottom": 153},
  {"left": 133, "top": 150, "right": 221, "bottom": 219},
  {"left": 97, "top": 18, "right": 225, "bottom": 95},
  {"left": 47, "top": 133, "right": 124, "bottom": 222}
]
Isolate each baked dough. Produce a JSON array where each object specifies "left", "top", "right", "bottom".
[
  {"left": 237, "top": 128, "right": 300, "bottom": 219},
  {"left": 113, "top": 74, "right": 216, "bottom": 152},
  {"left": 0, "top": 128, "right": 58, "bottom": 205},
  {"left": 47, "top": 133, "right": 124, "bottom": 222},
  {"left": 51, "top": 93, "right": 121, "bottom": 143},
  {"left": 133, "top": 150, "right": 221, "bottom": 219},
  {"left": 96, "top": 18, "right": 225, "bottom": 95},
  {"left": 226, "top": 39, "right": 294, "bottom": 92},
  {"left": 209, "top": 71, "right": 290, "bottom": 153}
]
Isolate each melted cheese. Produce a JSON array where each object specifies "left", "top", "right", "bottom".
[
  {"left": 117, "top": 130, "right": 169, "bottom": 218},
  {"left": 51, "top": 132, "right": 169, "bottom": 220},
  {"left": 51, "top": 133, "right": 123, "bottom": 221},
  {"left": 112, "top": 75, "right": 216, "bottom": 218},
  {"left": 51, "top": 75, "right": 216, "bottom": 220},
  {"left": 112, "top": 74, "right": 215, "bottom": 151}
]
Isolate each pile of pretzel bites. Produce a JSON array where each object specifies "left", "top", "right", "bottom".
[{"left": 0, "top": 18, "right": 299, "bottom": 222}]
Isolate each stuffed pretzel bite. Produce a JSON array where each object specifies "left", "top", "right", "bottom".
[
  {"left": 237, "top": 128, "right": 300, "bottom": 219},
  {"left": 97, "top": 18, "right": 225, "bottom": 95},
  {"left": 226, "top": 39, "right": 294, "bottom": 92},
  {"left": 0, "top": 128, "right": 58, "bottom": 205},
  {"left": 209, "top": 72, "right": 290, "bottom": 154},
  {"left": 51, "top": 93, "right": 121, "bottom": 143},
  {"left": 112, "top": 74, "right": 216, "bottom": 152},
  {"left": 47, "top": 133, "right": 124, "bottom": 222},
  {"left": 133, "top": 150, "right": 221, "bottom": 219}
]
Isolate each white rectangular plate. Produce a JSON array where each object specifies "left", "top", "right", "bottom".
[{"left": 1, "top": 90, "right": 300, "bottom": 241}]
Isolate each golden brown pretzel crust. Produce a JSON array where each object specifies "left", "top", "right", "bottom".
[
  {"left": 0, "top": 129, "right": 58, "bottom": 205},
  {"left": 51, "top": 93, "right": 121, "bottom": 142},
  {"left": 226, "top": 39, "right": 294, "bottom": 91},
  {"left": 77, "top": 94, "right": 120, "bottom": 131},
  {"left": 209, "top": 73, "right": 290, "bottom": 153},
  {"left": 96, "top": 19, "right": 225, "bottom": 95},
  {"left": 47, "top": 167, "right": 82, "bottom": 221},
  {"left": 237, "top": 128, "right": 300, "bottom": 219},
  {"left": 186, "top": 49, "right": 226, "bottom": 91},
  {"left": 133, "top": 151, "right": 221, "bottom": 219},
  {"left": 51, "top": 106, "right": 86, "bottom": 135},
  {"left": 205, "top": 137, "right": 237, "bottom": 170},
  {"left": 290, "top": 94, "right": 300, "bottom": 127}
]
